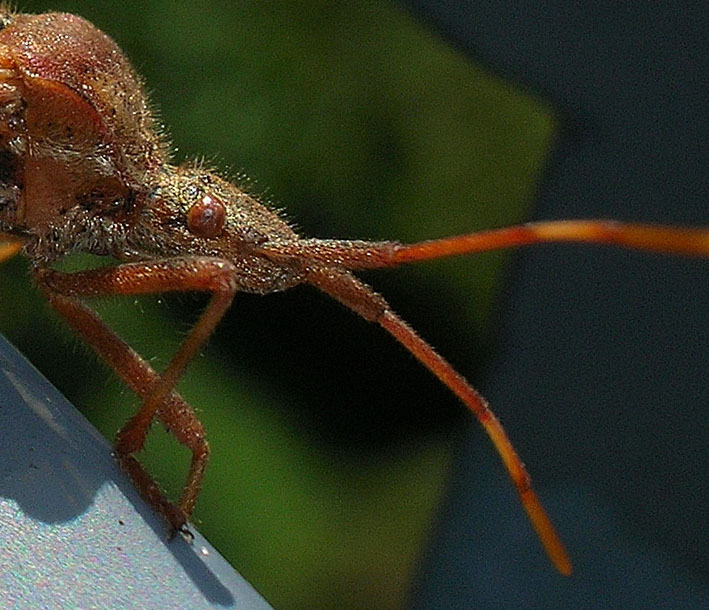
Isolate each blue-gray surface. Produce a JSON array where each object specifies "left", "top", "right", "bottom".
[
  {"left": 405, "top": 1, "right": 708, "bottom": 608},
  {"left": 0, "top": 334, "right": 273, "bottom": 610}
]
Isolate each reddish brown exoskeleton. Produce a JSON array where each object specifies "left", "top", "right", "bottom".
[{"left": 0, "top": 9, "right": 707, "bottom": 575}]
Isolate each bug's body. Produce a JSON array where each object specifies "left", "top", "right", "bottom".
[
  {"left": 0, "top": 8, "right": 706, "bottom": 576},
  {"left": 0, "top": 11, "right": 157, "bottom": 263},
  {"left": 0, "top": 11, "right": 303, "bottom": 294}
]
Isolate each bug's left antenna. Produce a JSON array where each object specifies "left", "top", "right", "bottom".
[{"left": 306, "top": 266, "right": 573, "bottom": 575}]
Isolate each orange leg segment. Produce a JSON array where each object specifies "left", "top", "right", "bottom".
[
  {"left": 35, "top": 256, "right": 239, "bottom": 531},
  {"left": 0, "top": 239, "right": 22, "bottom": 263},
  {"left": 257, "top": 220, "right": 709, "bottom": 269}
]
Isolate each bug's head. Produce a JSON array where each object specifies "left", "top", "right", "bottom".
[
  {"left": 162, "top": 167, "right": 230, "bottom": 240},
  {"left": 130, "top": 164, "right": 297, "bottom": 260}
]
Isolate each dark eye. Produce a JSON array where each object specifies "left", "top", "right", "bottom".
[{"left": 186, "top": 194, "right": 226, "bottom": 238}]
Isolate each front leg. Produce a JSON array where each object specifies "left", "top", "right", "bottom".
[{"left": 35, "top": 257, "right": 239, "bottom": 532}]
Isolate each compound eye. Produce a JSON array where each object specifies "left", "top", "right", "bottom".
[{"left": 186, "top": 194, "right": 226, "bottom": 238}]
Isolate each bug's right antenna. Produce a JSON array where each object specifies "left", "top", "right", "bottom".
[
  {"left": 267, "top": 219, "right": 708, "bottom": 574},
  {"left": 390, "top": 220, "right": 709, "bottom": 263},
  {"left": 257, "top": 220, "right": 709, "bottom": 270}
]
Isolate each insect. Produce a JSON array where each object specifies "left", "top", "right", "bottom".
[{"left": 0, "top": 9, "right": 706, "bottom": 576}]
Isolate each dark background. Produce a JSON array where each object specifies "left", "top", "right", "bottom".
[
  {"left": 407, "top": 1, "right": 708, "bottom": 609},
  {"left": 0, "top": 1, "right": 705, "bottom": 609}
]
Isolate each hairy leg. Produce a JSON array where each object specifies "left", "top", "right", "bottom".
[{"left": 35, "top": 256, "right": 239, "bottom": 530}]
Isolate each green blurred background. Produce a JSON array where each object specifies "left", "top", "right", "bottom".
[{"left": 0, "top": 1, "right": 555, "bottom": 608}]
